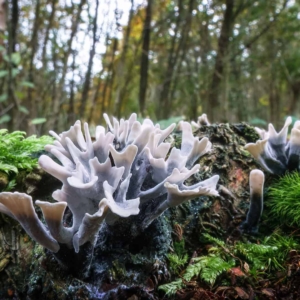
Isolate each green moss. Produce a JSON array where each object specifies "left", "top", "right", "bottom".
[
  {"left": 267, "top": 172, "right": 300, "bottom": 226},
  {"left": 111, "top": 260, "right": 126, "bottom": 279},
  {"left": 0, "top": 130, "right": 53, "bottom": 190}
]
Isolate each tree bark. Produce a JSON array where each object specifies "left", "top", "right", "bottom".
[
  {"left": 288, "top": 82, "right": 300, "bottom": 116},
  {"left": 26, "top": 0, "right": 41, "bottom": 135},
  {"left": 67, "top": 51, "right": 77, "bottom": 125},
  {"left": 158, "top": 0, "right": 183, "bottom": 120},
  {"left": 138, "top": 0, "right": 152, "bottom": 117},
  {"left": 100, "top": 38, "right": 118, "bottom": 121},
  {"left": 206, "top": 0, "right": 234, "bottom": 122},
  {"left": 88, "top": 42, "right": 108, "bottom": 124},
  {"left": 114, "top": 0, "right": 134, "bottom": 118},
  {"left": 41, "top": 0, "right": 57, "bottom": 68},
  {"left": 47, "top": 0, "right": 86, "bottom": 132},
  {"left": 79, "top": 0, "right": 99, "bottom": 120},
  {"left": 7, "top": 0, "right": 19, "bottom": 132},
  {"left": 169, "top": 0, "right": 195, "bottom": 118}
]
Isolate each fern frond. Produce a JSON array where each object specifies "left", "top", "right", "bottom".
[
  {"left": 235, "top": 242, "right": 279, "bottom": 270},
  {"left": 183, "top": 255, "right": 234, "bottom": 285},
  {"left": 167, "top": 253, "right": 188, "bottom": 274},
  {"left": 203, "top": 233, "right": 226, "bottom": 247},
  {"left": 158, "top": 279, "right": 183, "bottom": 296}
]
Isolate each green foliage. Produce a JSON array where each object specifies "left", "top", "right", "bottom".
[
  {"left": 167, "top": 253, "right": 188, "bottom": 275},
  {"left": 167, "top": 239, "right": 188, "bottom": 274},
  {"left": 203, "top": 233, "right": 226, "bottom": 247},
  {"left": 173, "top": 239, "right": 187, "bottom": 257},
  {"left": 0, "top": 129, "right": 53, "bottom": 174},
  {"left": 30, "top": 118, "right": 47, "bottom": 125},
  {"left": 159, "top": 232, "right": 300, "bottom": 297},
  {"left": 205, "top": 233, "right": 298, "bottom": 273},
  {"left": 183, "top": 254, "right": 235, "bottom": 285},
  {"left": 267, "top": 172, "right": 300, "bottom": 226},
  {"left": 4, "top": 179, "right": 16, "bottom": 191},
  {"left": 249, "top": 118, "right": 267, "bottom": 127},
  {"left": 234, "top": 242, "right": 281, "bottom": 271},
  {"left": 156, "top": 117, "right": 184, "bottom": 130},
  {"left": 158, "top": 279, "right": 183, "bottom": 297},
  {"left": 263, "top": 233, "right": 299, "bottom": 263}
]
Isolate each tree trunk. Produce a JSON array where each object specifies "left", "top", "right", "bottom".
[
  {"left": 67, "top": 51, "right": 77, "bottom": 125},
  {"left": 7, "top": 0, "right": 19, "bottom": 132},
  {"left": 26, "top": 0, "right": 41, "bottom": 135},
  {"left": 88, "top": 35, "right": 110, "bottom": 124},
  {"left": 206, "top": 0, "right": 234, "bottom": 122},
  {"left": 41, "top": 0, "right": 57, "bottom": 68},
  {"left": 138, "top": 0, "right": 152, "bottom": 117},
  {"left": 114, "top": 0, "right": 134, "bottom": 118},
  {"left": 79, "top": 0, "right": 99, "bottom": 120},
  {"left": 169, "top": 0, "right": 195, "bottom": 119},
  {"left": 47, "top": 0, "right": 86, "bottom": 132},
  {"left": 158, "top": 0, "right": 183, "bottom": 120},
  {"left": 288, "top": 81, "right": 300, "bottom": 116},
  {"left": 100, "top": 38, "right": 118, "bottom": 121}
]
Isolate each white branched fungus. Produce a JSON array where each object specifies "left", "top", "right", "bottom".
[
  {"left": 245, "top": 117, "right": 300, "bottom": 174},
  {"left": 0, "top": 114, "right": 219, "bottom": 254}
]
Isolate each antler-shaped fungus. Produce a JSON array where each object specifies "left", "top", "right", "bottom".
[
  {"left": 245, "top": 117, "right": 300, "bottom": 174},
  {"left": 0, "top": 114, "right": 219, "bottom": 260}
]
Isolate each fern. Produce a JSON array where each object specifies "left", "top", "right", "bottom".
[
  {"left": 4, "top": 179, "right": 16, "bottom": 191},
  {"left": 264, "top": 233, "right": 299, "bottom": 260},
  {"left": 159, "top": 232, "right": 299, "bottom": 297},
  {"left": 183, "top": 254, "right": 234, "bottom": 285},
  {"left": 203, "top": 233, "right": 226, "bottom": 247},
  {"left": 167, "top": 253, "right": 188, "bottom": 274},
  {"left": 158, "top": 279, "right": 183, "bottom": 296},
  {"left": 234, "top": 242, "right": 278, "bottom": 270},
  {"left": 202, "top": 233, "right": 298, "bottom": 273},
  {"left": 158, "top": 256, "right": 233, "bottom": 297}
]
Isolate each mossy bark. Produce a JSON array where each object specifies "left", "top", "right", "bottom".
[{"left": 0, "top": 123, "right": 270, "bottom": 299}]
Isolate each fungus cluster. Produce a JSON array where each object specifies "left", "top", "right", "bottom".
[
  {"left": 0, "top": 114, "right": 219, "bottom": 256},
  {"left": 245, "top": 117, "right": 300, "bottom": 175}
]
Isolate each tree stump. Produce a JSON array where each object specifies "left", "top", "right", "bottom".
[{"left": 0, "top": 123, "right": 264, "bottom": 299}]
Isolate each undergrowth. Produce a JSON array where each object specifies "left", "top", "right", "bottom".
[
  {"left": 159, "top": 232, "right": 299, "bottom": 297},
  {"left": 0, "top": 129, "right": 53, "bottom": 190}
]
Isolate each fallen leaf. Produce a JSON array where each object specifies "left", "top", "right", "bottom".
[
  {"left": 230, "top": 267, "right": 246, "bottom": 277},
  {"left": 234, "top": 287, "right": 249, "bottom": 299},
  {"left": 244, "top": 262, "right": 250, "bottom": 274},
  {"left": 262, "top": 288, "right": 275, "bottom": 297}
]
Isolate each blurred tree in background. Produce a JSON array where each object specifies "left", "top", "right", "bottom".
[{"left": 0, "top": 0, "right": 299, "bottom": 134}]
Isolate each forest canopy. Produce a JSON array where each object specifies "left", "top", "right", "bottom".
[{"left": 1, "top": 0, "right": 300, "bottom": 134}]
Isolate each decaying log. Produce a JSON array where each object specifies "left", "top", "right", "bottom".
[{"left": 0, "top": 123, "right": 265, "bottom": 299}]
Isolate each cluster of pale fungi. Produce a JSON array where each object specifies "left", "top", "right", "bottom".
[
  {"left": 194, "top": 114, "right": 300, "bottom": 233},
  {"left": 0, "top": 113, "right": 220, "bottom": 254},
  {"left": 241, "top": 116, "right": 300, "bottom": 233},
  {"left": 1, "top": 113, "right": 295, "bottom": 254}
]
